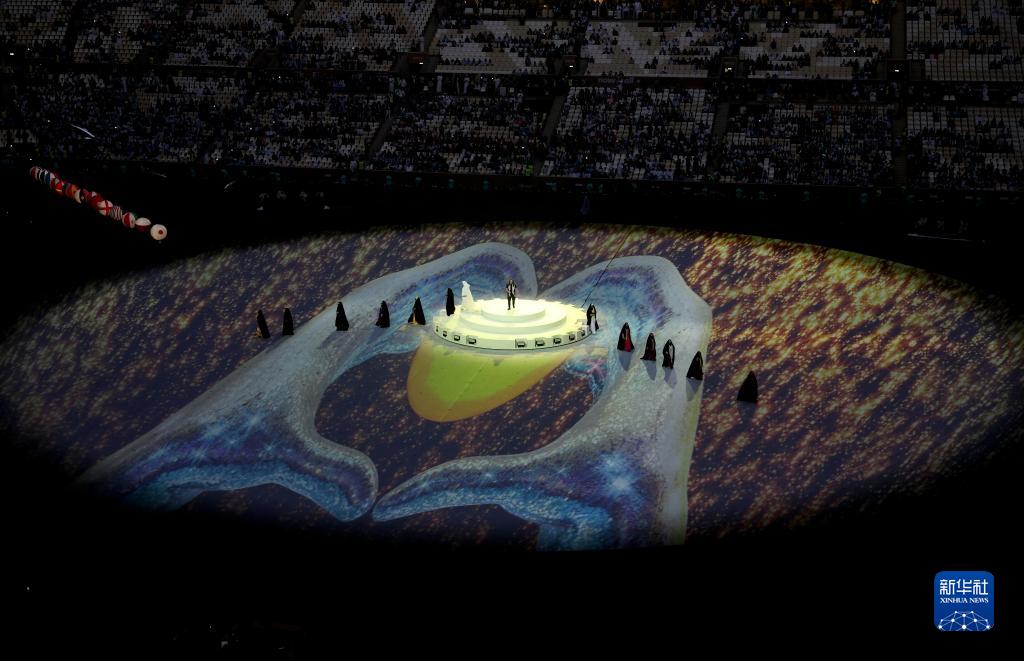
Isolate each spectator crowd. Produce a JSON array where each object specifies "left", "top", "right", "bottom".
[{"left": 1, "top": 0, "right": 1023, "bottom": 191}]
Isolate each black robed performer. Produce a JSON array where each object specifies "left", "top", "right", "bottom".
[
  {"left": 445, "top": 288, "right": 455, "bottom": 316},
  {"left": 617, "top": 322, "right": 633, "bottom": 352},
  {"left": 335, "top": 301, "right": 349, "bottom": 331},
  {"left": 687, "top": 351, "right": 704, "bottom": 380},
  {"left": 282, "top": 308, "right": 294, "bottom": 335},
  {"left": 256, "top": 310, "right": 270, "bottom": 339},
  {"left": 586, "top": 304, "right": 600, "bottom": 331},
  {"left": 641, "top": 333, "right": 657, "bottom": 361},
  {"left": 408, "top": 297, "right": 426, "bottom": 325},
  {"left": 376, "top": 301, "right": 390, "bottom": 328},
  {"left": 737, "top": 371, "right": 758, "bottom": 403},
  {"left": 506, "top": 279, "right": 517, "bottom": 310},
  {"left": 662, "top": 339, "right": 675, "bottom": 368}
]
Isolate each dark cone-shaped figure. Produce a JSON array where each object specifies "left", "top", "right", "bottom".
[
  {"left": 662, "top": 339, "right": 675, "bottom": 368},
  {"left": 586, "top": 304, "right": 600, "bottom": 330},
  {"left": 408, "top": 297, "right": 426, "bottom": 325},
  {"left": 376, "top": 300, "right": 390, "bottom": 328},
  {"left": 445, "top": 288, "right": 455, "bottom": 316},
  {"left": 335, "top": 301, "right": 349, "bottom": 331},
  {"left": 282, "top": 308, "right": 294, "bottom": 336},
  {"left": 256, "top": 309, "right": 270, "bottom": 339},
  {"left": 641, "top": 333, "right": 657, "bottom": 361},
  {"left": 686, "top": 351, "right": 704, "bottom": 380},
  {"left": 737, "top": 371, "right": 758, "bottom": 403},
  {"left": 617, "top": 322, "right": 633, "bottom": 352}
]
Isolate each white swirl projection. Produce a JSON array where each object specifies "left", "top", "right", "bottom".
[{"left": 75, "top": 243, "right": 712, "bottom": 550}]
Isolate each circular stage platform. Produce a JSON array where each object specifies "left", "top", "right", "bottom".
[{"left": 433, "top": 298, "right": 591, "bottom": 351}]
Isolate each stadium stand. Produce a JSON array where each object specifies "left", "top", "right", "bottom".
[
  {"left": 1, "top": 0, "right": 1023, "bottom": 196},
  {"left": 370, "top": 75, "right": 546, "bottom": 174},
  {"left": 284, "top": 0, "right": 434, "bottom": 71},
  {"left": 907, "top": 0, "right": 1024, "bottom": 82},
  {"left": 740, "top": 4, "right": 891, "bottom": 79},
  {"left": 205, "top": 74, "right": 391, "bottom": 168},
  {"left": 908, "top": 103, "right": 1024, "bottom": 188},
  {"left": 0, "top": 126, "right": 38, "bottom": 159},
  {"left": 543, "top": 82, "right": 715, "bottom": 179},
  {"left": 582, "top": 20, "right": 729, "bottom": 77},
  {"left": 9, "top": 70, "right": 234, "bottom": 162},
  {"left": 164, "top": 0, "right": 290, "bottom": 67},
  {"left": 0, "top": 0, "right": 76, "bottom": 61},
  {"left": 716, "top": 102, "right": 895, "bottom": 185},
  {"left": 72, "top": 1, "right": 180, "bottom": 64},
  {"left": 432, "top": 17, "right": 580, "bottom": 74}
]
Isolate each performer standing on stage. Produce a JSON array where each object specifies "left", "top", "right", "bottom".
[
  {"left": 586, "top": 304, "right": 599, "bottom": 333},
  {"left": 506, "top": 278, "right": 517, "bottom": 310}
]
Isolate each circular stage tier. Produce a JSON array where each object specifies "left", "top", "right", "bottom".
[{"left": 433, "top": 298, "right": 592, "bottom": 351}]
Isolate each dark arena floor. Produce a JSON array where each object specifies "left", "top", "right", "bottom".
[{"left": 2, "top": 0, "right": 1023, "bottom": 654}]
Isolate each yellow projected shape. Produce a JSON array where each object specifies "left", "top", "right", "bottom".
[{"left": 408, "top": 339, "right": 572, "bottom": 422}]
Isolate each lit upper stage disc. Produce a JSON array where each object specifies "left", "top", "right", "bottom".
[{"left": 433, "top": 298, "right": 591, "bottom": 350}]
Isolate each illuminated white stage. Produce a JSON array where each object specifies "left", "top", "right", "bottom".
[{"left": 433, "top": 297, "right": 592, "bottom": 351}]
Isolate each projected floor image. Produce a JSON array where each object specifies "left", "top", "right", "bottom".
[
  {"left": 68, "top": 243, "right": 711, "bottom": 550},
  {"left": 1, "top": 224, "right": 1022, "bottom": 549}
]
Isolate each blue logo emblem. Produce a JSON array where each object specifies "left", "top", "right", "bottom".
[{"left": 935, "top": 571, "right": 994, "bottom": 632}]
